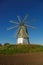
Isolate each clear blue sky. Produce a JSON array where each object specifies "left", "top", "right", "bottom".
[{"left": 0, "top": 0, "right": 43, "bottom": 45}]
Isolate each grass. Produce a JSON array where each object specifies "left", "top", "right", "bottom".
[{"left": 0, "top": 44, "right": 43, "bottom": 55}]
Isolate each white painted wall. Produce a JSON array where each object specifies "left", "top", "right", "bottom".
[{"left": 17, "top": 38, "right": 28, "bottom": 44}]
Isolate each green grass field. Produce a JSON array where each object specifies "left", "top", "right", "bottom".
[{"left": 0, "top": 44, "right": 43, "bottom": 55}]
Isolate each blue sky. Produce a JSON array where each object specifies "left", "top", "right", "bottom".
[{"left": 0, "top": 0, "right": 43, "bottom": 45}]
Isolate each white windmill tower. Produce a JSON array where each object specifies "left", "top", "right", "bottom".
[{"left": 7, "top": 15, "right": 35, "bottom": 44}]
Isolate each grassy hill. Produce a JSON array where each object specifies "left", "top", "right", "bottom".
[{"left": 0, "top": 44, "right": 43, "bottom": 55}]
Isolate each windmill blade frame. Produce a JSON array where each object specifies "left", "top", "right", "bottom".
[
  {"left": 9, "top": 20, "right": 19, "bottom": 24},
  {"left": 26, "top": 24, "right": 36, "bottom": 29},
  {"left": 23, "top": 18, "right": 36, "bottom": 24},
  {"left": 14, "top": 26, "right": 21, "bottom": 38},
  {"left": 17, "top": 16, "right": 21, "bottom": 23},
  {"left": 14, "top": 31, "right": 18, "bottom": 38},
  {"left": 22, "top": 14, "right": 28, "bottom": 22},
  {"left": 7, "top": 25, "right": 18, "bottom": 30}
]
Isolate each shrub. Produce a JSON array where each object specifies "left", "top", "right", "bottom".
[{"left": 4, "top": 43, "right": 10, "bottom": 46}]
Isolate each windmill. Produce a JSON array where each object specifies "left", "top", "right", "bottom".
[{"left": 7, "top": 15, "right": 35, "bottom": 44}]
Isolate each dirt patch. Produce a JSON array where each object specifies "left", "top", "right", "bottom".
[{"left": 0, "top": 52, "right": 43, "bottom": 65}]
